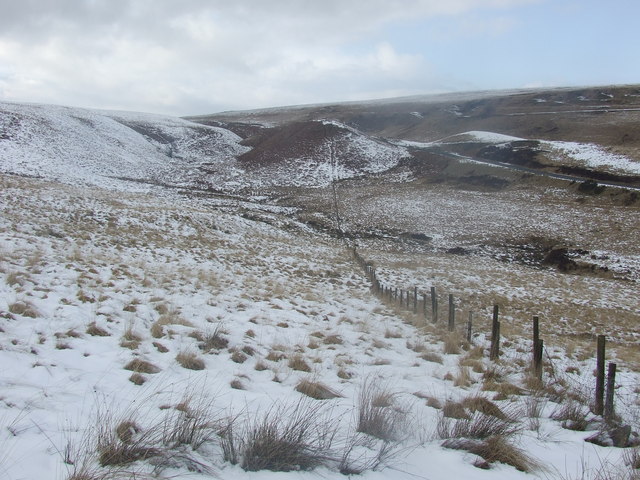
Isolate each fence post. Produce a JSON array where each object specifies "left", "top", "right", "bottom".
[
  {"left": 490, "top": 304, "right": 500, "bottom": 360},
  {"left": 448, "top": 294, "right": 455, "bottom": 331},
  {"left": 467, "top": 312, "right": 473, "bottom": 342},
  {"left": 414, "top": 287, "right": 418, "bottom": 313},
  {"left": 431, "top": 287, "right": 438, "bottom": 323},
  {"left": 604, "top": 362, "right": 617, "bottom": 422},
  {"left": 534, "top": 339, "right": 543, "bottom": 381},
  {"left": 595, "top": 335, "right": 606, "bottom": 415},
  {"left": 406, "top": 290, "right": 410, "bottom": 310}
]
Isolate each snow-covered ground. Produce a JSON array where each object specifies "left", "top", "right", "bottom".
[
  {"left": 0, "top": 172, "right": 638, "bottom": 480},
  {"left": 1, "top": 101, "right": 639, "bottom": 480}
]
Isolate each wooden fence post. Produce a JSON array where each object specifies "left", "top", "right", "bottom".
[
  {"left": 595, "top": 335, "right": 606, "bottom": 415},
  {"left": 467, "top": 312, "right": 473, "bottom": 342},
  {"left": 431, "top": 287, "right": 438, "bottom": 323},
  {"left": 604, "top": 362, "right": 617, "bottom": 422},
  {"left": 423, "top": 294, "right": 428, "bottom": 320},
  {"left": 414, "top": 287, "right": 418, "bottom": 313},
  {"left": 490, "top": 304, "right": 500, "bottom": 360},
  {"left": 448, "top": 294, "right": 455, "bottom": 331},
  {"left": 534, "top": 339, "right": 543, "bottom": 381}
]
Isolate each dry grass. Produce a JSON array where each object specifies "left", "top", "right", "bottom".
[
  {"left": 551, "top": 399, "right": 590, "bottom": 431},
  {"left": 443, "top": 435, "right": 539, "bottom": 472},
  {"left": 443, "top": 332, "right": 461, "bottom": 355},
  {"left": 453, "top": 367, "right": 473, "bottom": 388},
  {"left": 8, "top": 300, "right": 38, "bottom": 318},
  {"left": 230, "top": 350, "right": 248, "bottom": 364},
  {"left": 124, "top": 359, "right": 160, "bottom": 374},
  {"left": 120, "top": 326, "right": 142, "bottom": 350},
  {"left": 196, "top": 324, "right": 229, "bottom": 352},
  {"left": 128, "top": 373, "right": 146, "bottom": 386},
  {"left": 438, "top": 406, "right": 519, "bottom": 440},
  {"left": 356, "top": 379, "right": 407, "bottom": 441},
  {"left": 323, "top": 334, "right": 344, "bottom": 345},
  {"left": 150, "top": 312, "right": 193, "bottom": 339},
  {"left": 420, "top": 351, "right": 444, "bottom": 364},
  {"left": 288, "top": 354, "right": 312, "bottom": 372},
  {"left": 176, "top": 351, "right": 205, "bottom": 370},
  {"left": 295, "top": 379, "right": 343, "bottom": 400},
  {"left": 86, "top": 322, "right": 110, "bottom": 337},
  {"left": 221, "top": 400, "right": 337, "bottom": 472}
]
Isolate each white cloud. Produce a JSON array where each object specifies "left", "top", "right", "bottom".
[{"left": 0, "top": 0, "right": 541, "bottom": 114}]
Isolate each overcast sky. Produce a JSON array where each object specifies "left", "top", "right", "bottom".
[{"left": 0, "top": 0, "right": 638, "bottom": 116}]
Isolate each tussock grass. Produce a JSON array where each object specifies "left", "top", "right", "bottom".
[
  {"left": 420, "top": 351, "right": 444, "bottom": 364},
  {"left": 551, "top": 399, "right": 590, "bottom": 431},
  {"left": 230, "top": 350, "right": 248, "bottom": 364},
  {"left": 443, "top": 332, "right": 461, "bottom": 354},
  {"left": 120, "top": 326, "right": 142, "bottom": 350},
  {"left": 295, "top": 379, "right": 343, "bottom": 400},
  {"left": 176, "top": 351, "right": 205, "bottom": 370},
  {"left": 443, "top": 435, "right": 539, "bottom": 472},
  {"left": 288, "top": 354, "right": 312, "bottom": 372},
  {"left": 356, "top": 379, "right": 407, "bottom": 441},
  {"left": 221, "top": 400, "right": 337, "bottom": 472},
  {"left": 8, "top": 300, "right": 38, "bottom": 318},
  {"left": 86, "top": 322, "right": 110, "bottom": 337},
  {"left": 150, "top": 312, "right": 193, "bottom": 339},
  {"left": 196, "top": 324, "right": 229, "bottom": 352},
  {"left": 124, "top": 359, "right": 160, "bottom": 374}
]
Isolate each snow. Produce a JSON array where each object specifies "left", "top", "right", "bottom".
[
  {"left": 543, "top": 140, "right": 640, "bottom": 175},
  {"left": 464, "top": 131, "right": 525, "bottom": 143},
  {"left": 0, "top": 101, "right": 638, "bottom": 480}
]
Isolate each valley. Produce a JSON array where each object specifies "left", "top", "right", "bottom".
[{"left": 0, "top": 85, "right": 639, "bottom": 480}]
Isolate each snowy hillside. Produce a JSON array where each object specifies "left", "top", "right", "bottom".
[
  {"left": 1, "top": 96, "right": 639, "bottom": 480},
  {"left": 0, "top": 102, "right": 409, "bottom": 192},
  {"left": 1, "top": 164, "right": 639, "bottom": 480},
  {"left": 0, "top": 102, "right": 250, "bottom": 192}
]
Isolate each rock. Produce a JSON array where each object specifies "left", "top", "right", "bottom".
[
  {"left": 585, "top": 425, "right": 633, "bottom": 448},
  {"left": 610, "top": 425, "right": 632, "bottom": 448}
]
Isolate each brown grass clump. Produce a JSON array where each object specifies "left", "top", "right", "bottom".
[
  {"left": 443, "top": 435, "right": 538, "bottom": 472},
  {"left": 420, "top": 351, "right": 444, "bottom": 364},
  {"left": 222, "top": 400, "right": 336, "bottom": 472},
  {"left": 197, "top": 324, "right": 229, "bottom": 352},
  {"left": 151, "top": 313, "right": 193, "bottom": 339},
  {"left": 461, "top": 396, "right": 510, "bottom": 420},
  {"left": 8, "top": 300, "right": 38, "bottom": 318},
  {"left": 266, "top": 350, "right": 286, "bottom": 362},
  {"left": 356, "top": 379, "right": 406, "bottom": 441},
  {"left": 288, "top": 354, "right": 311, "bottom": 372},
  {"left": 443, "top": 332, "right": 461, "bottom": 354},
  {"left": 152, "top": 341, "right": 169, "bottom": 353},
  {"left": 442, "top": 401, "right": 469, "bottom": 420},
  {"left": 231, "top": 378, "right": 245, "bottom": 390},
  {"left": 124, "top": 358, "right": 160, "bottom": 374},
  {"left": 176, "top": 351, "right": 206, "bottom": 370},
  {"left": 323, "top": 334, "right": 343, "bottom": 345},
  {"left": 254, "top": 360, "right": 269, "bottom": 371},
  {"left": 384, "top": 329, "right": 402, "bottom": 339},
  {"left": 128, "top": 373, "right": 146, "bottom": 385},
  {"left": 295, "top": 379, "right": 342, "bottom": 400},
  {"left": 231, "top": 351, "right": 248, "bottom": 364},
  {"left": 120, "top": 327, "right": 142, "bottom": 350},
  {"left": 453, "top": 367, "right": 473, "bottom": 388},
  {"left": 482, "top": 380, "right": 524, "bottom": 400},
  {"left": 86, "top": 322, "right": 110, "bottom": 337},
  {"left": 551, "top": 400, "right": 589, "bottom": 431}
]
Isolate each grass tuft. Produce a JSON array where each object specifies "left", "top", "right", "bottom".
[
  {"left": 295, "top": 379, "right": 343, "bottom": 400},
  {"left": 124, "top": 358, "right": 160, "bottom": 374},
  {"left": 176, "top": 351, "right": 206, "bottom": 370}
]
